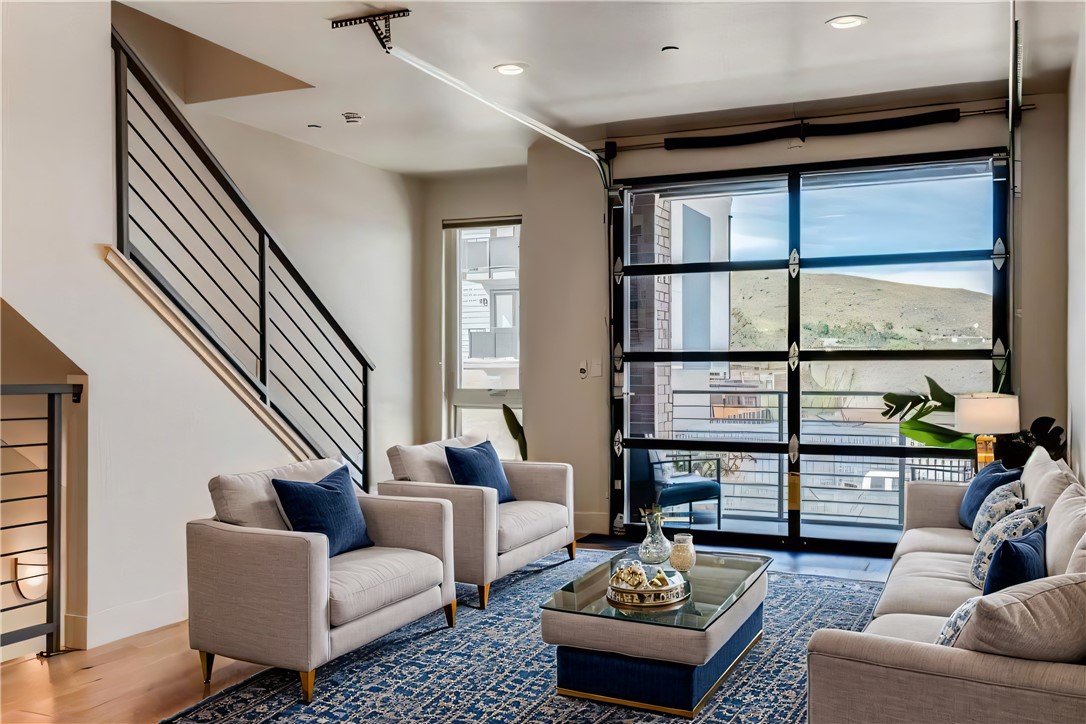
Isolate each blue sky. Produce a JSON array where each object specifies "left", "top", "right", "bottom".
[{"left": 725, "top": 171, "right": 994, "bottom": 294}]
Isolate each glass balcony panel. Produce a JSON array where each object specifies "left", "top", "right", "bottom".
[
  {"left": 800, "top": 359, "right": 992, "bottom": 447},
  {"left": 626, "top": 361, "right": 787, "bottom": 443},
  {"left": 626, "top": 448, "right": 786, "bottom": 534},
  {"left": 800, "top": 454, "right": 974, "bottom": 539}
]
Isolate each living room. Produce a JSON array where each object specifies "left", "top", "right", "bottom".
[{"left": 1, "top": 1, "right": 1083, "bottom": 722}]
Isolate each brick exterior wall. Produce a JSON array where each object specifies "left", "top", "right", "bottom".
[{"left": 628, "top": 194, "right": 673, "bottom": 439}]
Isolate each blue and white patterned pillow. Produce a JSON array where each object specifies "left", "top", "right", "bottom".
[
  {"left": 970, "top": 505, "right": 1045, "bottom": 588},
  {"left": 972, "top": 480, "right": 1026, "bottom": 541},
  {"left": 934, "top": 596, "right": 979, "bottom": 647}
]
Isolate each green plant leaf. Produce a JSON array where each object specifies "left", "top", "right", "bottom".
[
  {"left": 900, "top": 418, "right": 976, "bottom": 450},
  {"left": 925, "top": 376, "right": 956, "bottom": 411},
  {"left": 502, "top": 404, "right": 528, "bottom": 460},
  {"left": 882, "top": 392, "right": 937, "bottom": 421}
]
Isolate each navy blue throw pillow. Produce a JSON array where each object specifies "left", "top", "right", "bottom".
[
  {"left": 983, "top": 523, "right": 1047, "bottom": 595},
  {"left": 272, "top": 465, "right": 373, "bottom": 557},
  {"left": 959, "top": 463, "right": 1023, "bottom": 529},
  {"left": 445, "top": 441, "right": 516, "bottom": 503}
]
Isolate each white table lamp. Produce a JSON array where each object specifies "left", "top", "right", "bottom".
[{"left": 955, "top": 393, "right": 1020, "bottom": 468}]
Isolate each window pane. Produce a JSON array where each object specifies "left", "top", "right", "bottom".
[
  {"left": 628, "top": 270, "right": 788, "bottom": 352},
  {"left": 801, "top": 262, "right": 992, "bottom": 350},
  {"left": 626, "top": 447, "right": 785, "bottom": 531},
  {"left": 801, "top": 454, "right": 974, "bottom": 536},
  {"left": 801, "top": 160, "right": 993, "bottom": 257},
  {"left": 800, "top": 360, "right": 992, "bottom": 446},
  {"left": 458, "top": 225, "right": 519, "bottom": 390},
  {"left": 627, "top": 361, "right": 787, "bottom": 443},
  {"left": 627, "top": 178, "right": 788, "bottom": 265},
  {"left": 458, "top": 407, "right": 521, "bottom": 460}
]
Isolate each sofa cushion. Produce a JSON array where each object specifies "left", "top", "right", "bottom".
[
  {"left": 874, "top": 552, "right": 980, "bottom": 618},
  {"left": 386, "top": 434, "right": 483, "bottom": 483},
  {"left": 954, "top": 573, "right": 1086, "bottom": 663},
  {"left": 958, "top": 462, "right": 1023, "bottom": 529},
  {"left": 971, "top": 480, "right": 1026, "bottom": 541},
  {"left": 1045, "top": 482, "right": 1086, "bottom": 575},
  {"left": 209, "top": 458, "right": 342, "bottom": 530},
  {"left": 864, "top": 613, "right": 948, "bottom": 644},
  {"left": 892, "top": 527, "right": 977, "bottom": 565},
  {"left": 1020, "top": 446, "right": 1075, "bottom": 523},
  {"left": 983, "top": 523, "right": 1047, "bottom": 594},
  {"left": 272, "top": 465, "right": 374, "bottom": 557},
  {"left": 328, "top": 547, "right": 443, "bottom": 627},
  {"left": 497, "top": 500, "right": 568, "bottom": 553},
  {"left": 970, "top": 505, "right": 1045, "bottom": 588},
  {"left": 1067, "top": 533, "right": 1086, "bottom": 575},
  {"left": 446, "top": 441, "right": 516, "bottom": 503}
]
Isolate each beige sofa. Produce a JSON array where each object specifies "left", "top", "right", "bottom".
[
  {"left": 808, "top": 451, "right": 1086, "bottom": 723},
  {"left": 187, "top": 459, "right": 456, "bottom": 702},
  {"left": 380, "top": 436, "right": 575, "bottom": 608}
]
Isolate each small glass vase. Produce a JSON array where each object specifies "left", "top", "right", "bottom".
[
  {"left": 638, "top": 511, "right": 672, "bottom": 564},
  {"left": 670, "top": 533, "right": 696, "bottom": 572}
]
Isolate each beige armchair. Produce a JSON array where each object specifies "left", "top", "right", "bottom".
[
  {"left": 187, "top": 459, "right": 455, "bottom": 702},
  {"left": 381, "top": 437, "right": 575, "bottom": 608}
]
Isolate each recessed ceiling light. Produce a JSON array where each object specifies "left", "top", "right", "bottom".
[
  {"left": 307, "top": 124, "right": 322, "bottom": 129},
  {"left": 827, "top": 15, "right": 868, "bottom": 29},
  {"left": 661, "top": 45, "right": 679, "bottom": 52},
  {"left": 494, "top": 63, "right": 527, "bottom": 76}
]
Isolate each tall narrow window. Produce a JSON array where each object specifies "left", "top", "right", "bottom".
[
  {"left": 445, "top": 220, "right": 522, "bottom": 458},
  {"left": 616, "top": 154, "right": 1007, "bottom": 547}
]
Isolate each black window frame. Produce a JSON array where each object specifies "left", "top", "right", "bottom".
[{"left": 608, "top": 147, "right": 1011, "bottom": 555}]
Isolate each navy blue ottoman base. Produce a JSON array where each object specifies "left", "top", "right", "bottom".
[{"left": 555, "top": 603, "right": 763, "bottom": 719}]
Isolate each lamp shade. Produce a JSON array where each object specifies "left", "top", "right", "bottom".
[{"left": 955, "top": 393, "right": 1020, "bottom": 434}]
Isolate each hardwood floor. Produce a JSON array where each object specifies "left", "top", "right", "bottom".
[
  {"left": 1, "top": 623, "right": 262, "bottom": 723},
  {"left": 1, "top": 540, "right": 889, "bottom": 723}
]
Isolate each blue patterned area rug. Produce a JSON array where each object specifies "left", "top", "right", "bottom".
[{"left": 166, "top": 549, "right": 881, "bottom": 723}]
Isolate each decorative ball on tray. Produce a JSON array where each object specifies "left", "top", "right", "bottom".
[{"left": 607, "top": 560, "right": 689, "bottom": 608}]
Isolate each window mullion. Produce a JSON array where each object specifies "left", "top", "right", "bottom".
[{"left": 787, "top": 172, "right": 801, "bottom": 540}]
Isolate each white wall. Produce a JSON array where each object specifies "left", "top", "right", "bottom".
[
  {"left": 2, "top": 1, "right": 423, "bottom": 648},
  {"left": 189, "top": 112, "right": 423, "bottom": 482},
  {"left": 523, "top": 142, "right": 611, "bottom": 533},
  {"left": 1068, "top": 29, "right": 1086, "bottom": 475},
  {"left": 1, "top": 2, "right": 295, "bottom": 647},
  {"left": 419, "top": 168, "right": 526, "bottom": 442}
]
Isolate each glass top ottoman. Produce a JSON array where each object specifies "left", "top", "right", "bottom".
[{"left": 540, "top": 547, "right": 771, "bottom": 718}]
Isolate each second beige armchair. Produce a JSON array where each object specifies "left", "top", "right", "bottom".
[{"left": 381, "top": 436, "right": 575, "bottom": 608}]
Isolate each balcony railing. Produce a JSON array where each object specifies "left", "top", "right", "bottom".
[{"left": 640, "top": 387, "right": 975, "bottom": 530}]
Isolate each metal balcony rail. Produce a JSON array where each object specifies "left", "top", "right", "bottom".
[
  {"left": 645, "top": 387, "right": 974, "bottom": 529},
  {"left": 1, "top": 384, "right": 82, "bottom": 655},
  {"left": 111, "top": 29, "right": 373, "bottom": 488}
]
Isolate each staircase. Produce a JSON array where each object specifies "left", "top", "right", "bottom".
[{"left": 109, "top": 29, "right": 373, "bottom": 488}]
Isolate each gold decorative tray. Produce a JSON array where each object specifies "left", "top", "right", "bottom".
[{"left": 606, "top": 568, "right": 690, "bottom": 608}]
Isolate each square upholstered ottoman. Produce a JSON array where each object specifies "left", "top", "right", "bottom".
[{"left": 541, "top": 549, "right": 771, "bottom": 718}]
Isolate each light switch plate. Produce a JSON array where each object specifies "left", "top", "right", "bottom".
[{"left": 590, "top": 360, "right": 602, "bottom": 377}]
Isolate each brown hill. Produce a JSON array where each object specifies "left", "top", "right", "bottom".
[{"left": 730, "top": 272, "right": 992, "bottom": 351}]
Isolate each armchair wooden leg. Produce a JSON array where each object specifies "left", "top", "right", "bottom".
[
  {"left": 478, "top": 583, "right": 491, "bottom": 609},
  {"left": 565, "top": 541, "right": 577, "bottom": 560},
  {"left": 443, "top": 600, "right": 457, "bottom": 627},
  {"left": 300, "top": 669, "right": 316, "bottom": 703},
  {"left": 198, "top": 651, "right": 215, "bottom": 684}
]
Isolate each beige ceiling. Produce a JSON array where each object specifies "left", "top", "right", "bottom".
[{"left": 125, "top": 1, "right": 1084, "bottom": 176}]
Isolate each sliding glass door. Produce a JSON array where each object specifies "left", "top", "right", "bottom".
[{"left": 611, "top": 151, "right": 1009, "bottom": 548}]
